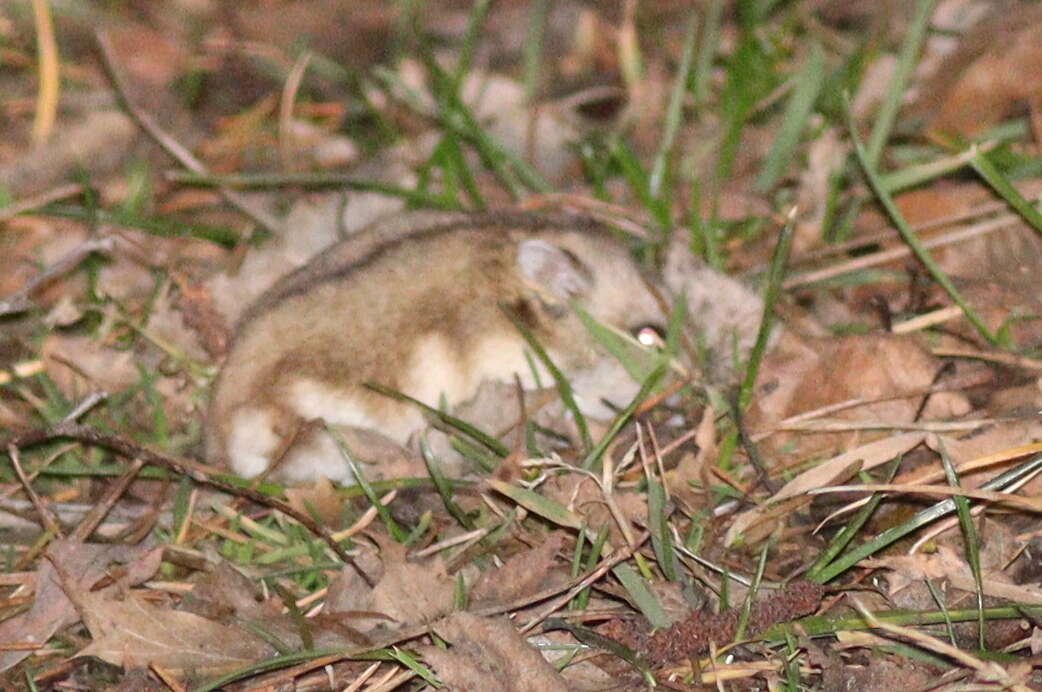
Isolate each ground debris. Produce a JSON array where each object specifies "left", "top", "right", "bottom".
[{"left": 599, "top": 580, "right": 824, "bottom": 666}]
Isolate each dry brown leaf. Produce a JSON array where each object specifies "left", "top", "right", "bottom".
[
  {"left": 184, "top": 562, "right": 375, "bottom": 651},
  {"left": 820, "top": 651, "right": 936, "bottom": 692},
  {"left": 665, "top": 402, "right": 716, "bottom": 498},
  {"left": 180, "top": 562, "right": 272, "bottom": 621},
  {"left": 77, "top": 591, "right": 275, "bottom": 675},
  {"left": 541, "top": 473, "right": 647, "bottom": 547},
  {"left": 470, "top": 533, "right": 567, "bottom": 606},
  {"left": 725, "top": 432, "right": 926, "bottom": 546},
  {"left": 924, "top": 423, "right": 1042, "bottom": 483},
  {"left": 777, "top": 432, "right": 927, "bottom": 504},
  {"left": 866, "top": 545, "right": 1042, "bottom": 605},
  {"left": 419, "top": 612, "right": 571, "bottom": 692},
  {"left": 0, "top": 539, "right": 160, "bottom": 673},
  {"left": 937, "top": 281, "right": 1042, "bottom": 349},
  {"left": 0, "top": 218, "right": 90, "bottom": 303},
  {"left": 747, "top": 333, "right": 970, "bottom": 461},
  {"left": 917, "top": 3, "right": 1042, "bottom": 137},
  {"left": 0, "top": 110, "right": 138, "bottom": 197},
  {"left": 144, "top": 283, "right": 209, "bottom": 363},
  {"left": 284, "top": 476, "right": 345, "bottom": 528},
  {"left": 370, "top": 539, "right": 454, "bottom": 624}
]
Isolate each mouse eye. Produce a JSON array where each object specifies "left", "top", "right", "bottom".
[{"left": 632, "top": 323, "right": 666, "bottom": 349}]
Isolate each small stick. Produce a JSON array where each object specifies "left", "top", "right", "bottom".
[
  {"left": 783, "top": 213, "right": 1020, "bottom": 289},
  {"left": 94, "top": 30, "right": 284, "bottom": 236},
  {"left": 0, "top": 235, "right": 114, "bottom": 317},
  {"left": 517, "top": 531, "right": 651, "bottom": 633},
  {"left": 8, "top": 444, "right": 62, "bottom": 537},
  {"left": 70, "top": 458, "right": 145, "bottom": 542},
  {"left": 7, "top": 424, "right": 370, "bottom": 584}
]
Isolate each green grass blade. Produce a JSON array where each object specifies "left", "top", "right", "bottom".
[
  {"left": 715, "top": 17, "right": 776, "bottom": 186},
  {"left": 754, "top": 41, "right": 825, "bottom": 193},
  {"left": 421, "top": 49, "right": 551, "bottom": 197},
  {"left": 812, "top": 454, "right": 1042, "bottom": 583},
  {"left": 864, "top": 0, "right": 936, "bottom": 168},
  {"left": 938, "top": 439, "right": 985, "bottom": 648},
  {"left": 806, "top": 457, "right": 902, "bottom": 583},
  {"left": 649, "top": 11, "right": 699, "bottom": 201},
  {"left": 486, "top": 479, "right": 583, "bottom": 530},
  {"left": 420, "top": 436, "right": 475, "bottom": 530},
  {"left": 386, "top": 647, "right": 442, "bottom": 686},
  {"left": 735, "top": 540, "right": 771, "bottom": 642},
  {"left": 546, "top": 618, "right": 655, "bottom": 681},
  {"left": 431, "top": 134, "right": 485, "bottom": 209},
  {"left": 572, "top": 524, "right": 609, "bottom": 611},
  {"left": 737, "top": 207, "right": 795, "bottom": 411},
  {"left": 692, "top": 0, "right": 723, "bottom": 107},
  {"left": 969, "top": 146, "right": 1042, "bottom": 237},
  {"left": 611, "top": 138, "right": 670, "bottom": 227},
  {"left": 500, "top": 303, "right": 593, "bottom": 452},
  {"left": 364, "top": 382, "right": 509, "bottom": 458},
  {"left": 646, "top": 475, "right": 678, "bottom": 582},
  {"left": 326, "top": 424, "right": 408, "bottom": 543},
  {"left": 880, "top": 146, "right": 982, "bottom": 193},
  {"left": 847, "top": 101, "right": 999, "bottom": 346},
  {"left": 574, "top": 305, "right": 665, "bottom": 382},
  {"left": 41, "top": 203, "right": 240, "bottom": 247},
  {"left": 582, "top": 362, "right": 667, "bottom": 471},
  {"left": 452, "top": 0, "right": 493, "bottom": 85},
  {"left": 522, "top": 0, "right": 550, "bottom": 102},
  {"left": 924, "top": 577, "right": 958, "bottom": 646},
  {"left": 612, "top": 561, "right": 671, "bottom": 629}
]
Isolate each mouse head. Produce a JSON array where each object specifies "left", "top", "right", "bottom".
[{"left": 514, "top": 229, "right": 670, "bottom": 417}]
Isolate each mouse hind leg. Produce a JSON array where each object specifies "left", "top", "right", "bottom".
[{"left": 219, "top": 399, "right": 433, "bottom": 485}]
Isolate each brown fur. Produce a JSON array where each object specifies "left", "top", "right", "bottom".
[{"left": 207, "top": 211, "right": 665, "bottom": 484}]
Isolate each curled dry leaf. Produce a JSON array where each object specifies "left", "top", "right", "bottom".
[
  {"left": 727, "top": 333, "right": 975, "bottom": 545},
  {"left": 369, "top": 538, "right": 455, "bottom": 625},
  {"left": 470, "top": 533, "right": 568, "bottom": 607},
  {"left": 419, "top": 612, "right": 572, "bottom": 692},
  {"left": 891, "top": 181, "right": 1042, "bottom": 301},
  {"left": 725, "top": 431, "right": 927, "bottom": 548},
  {"left": 865, "top": 545, "right": 1042, "bottom": 606}
]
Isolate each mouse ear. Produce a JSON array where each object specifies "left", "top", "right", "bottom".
[{"left": 517, "top": 239, "right": 592, "bottom": 300}]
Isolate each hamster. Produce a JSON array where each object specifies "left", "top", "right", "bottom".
[{"left": 205, "top": 211, "right": 669, "bottom": 484}]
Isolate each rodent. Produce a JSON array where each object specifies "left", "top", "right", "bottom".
[{"left": 205, "top": 210, "right": 669, "bottom": 485}]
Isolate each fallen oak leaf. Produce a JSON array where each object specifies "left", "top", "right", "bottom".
[{"left": 77, "top": 590, "right": 276, "bottom": 676}]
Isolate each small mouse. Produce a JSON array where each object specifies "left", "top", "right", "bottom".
[{"left": 205, "top": 211, "right": 669, "bottom": 485}]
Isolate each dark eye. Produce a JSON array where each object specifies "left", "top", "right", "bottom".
[{"left": 631, "top": 323, "right": 666, "bottom": 349}]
